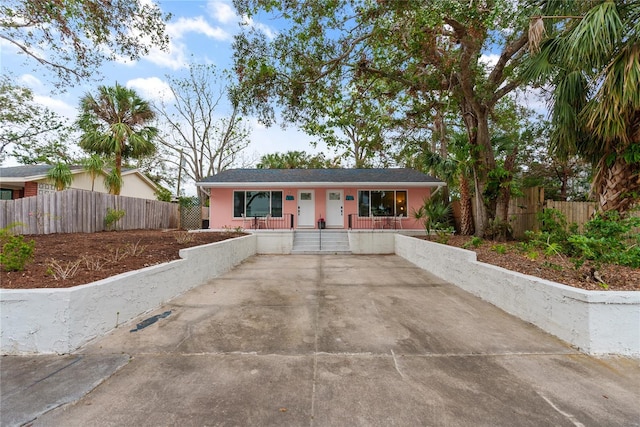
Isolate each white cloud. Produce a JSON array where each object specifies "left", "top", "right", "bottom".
[
  {"left": 169, "top": 16, "right": 231, "bottom": 41},
  {"left": 142, "top": 15, "right": 231, "bottom": 70},
  {"left": 32, "top": 95, "right": 78, "bottom": 120},
  {"left": 145, "top": 41, "right": 189, "bottom": 70},
  {"left": 515, "top": 87, "right": 549, "bottom": 117},
  {"left": 480, "top": 53, "right": 500, "bottom": 68},
  {"left": 207, "top": 0, "right": 238, "bottom": 24},
  {"left": 18, "top": 74, "right": 44, "bottom": 90},
  {"left": 126, "top": 77, "right": 174, "bottom": 102}
]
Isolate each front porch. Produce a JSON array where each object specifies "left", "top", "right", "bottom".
[{"left": 234, "top": 213, "right": 419, "bottom": 231}]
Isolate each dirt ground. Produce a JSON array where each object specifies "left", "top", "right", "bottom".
[
  {"left": 1, "top": 230, "right": 245, "bottom": 289},
  {"left": 426, "top": 235, "right": 639, "bottom": 292},
  {"left": 1, "top": 230, "right": 638, "bottom": 291}
]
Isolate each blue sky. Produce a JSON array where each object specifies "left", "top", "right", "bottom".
[{"left": 1, "top": 0, "right": 323, "bottom": 169}]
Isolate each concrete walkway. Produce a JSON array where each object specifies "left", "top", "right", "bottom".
[{"left": 2, "top": 255, "right": 639, "bottom": 426}]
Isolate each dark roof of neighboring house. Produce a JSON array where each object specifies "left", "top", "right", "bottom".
[
  {"left": 0, "top": 164, "right": 83, "bottom": 179},
  {"left": 0, "top": 165, "right": 157, "bottom": 189},
  {"left": 198, "top": 168, "right": 445, "bottom": 187}
]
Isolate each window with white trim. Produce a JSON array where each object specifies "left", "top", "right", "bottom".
[
  {"left": 358, "top": 190, "right": 407, "bottom": 217},
  {"left": 233, "top": 191, "right": 283, "bottom": 217}
]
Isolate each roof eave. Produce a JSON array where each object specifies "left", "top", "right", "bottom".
[{"left": 197, "top": 181, "right": 446, "bottom": 188}]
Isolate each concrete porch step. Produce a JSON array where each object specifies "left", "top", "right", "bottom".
[{"left": 292, "top": 230, "right": 351, "bottom": 254}]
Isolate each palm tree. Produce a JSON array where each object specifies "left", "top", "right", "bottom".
[
  {"left": 82, "top": 154, "right": 105, "bottom": 191},
  {"left": 526, "top": 0, "right": 640, "bottom": 214},
  {"left": 78, "top": 83, "right": 157, "bottom": 195},
  {"left": 46, "top": 162, "right": 73, "bottom": 191},
  {"left": 421, "top": 133, "right": 475, "bottom": 235}
]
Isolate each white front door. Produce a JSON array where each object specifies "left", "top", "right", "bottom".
[
  {"left": 326, "top": 190, "right": 344, "bottom": 228},
  {"left": 298, "top": 190, "right": 315, "bottom": 228}
]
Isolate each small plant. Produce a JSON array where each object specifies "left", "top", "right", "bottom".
[
  {"left": 81, "top": 254, "right": 109, "bottom": 271},
  {"left": 491, "top": 244, "right": 507, "bottom": 255},
  {"left": 175, "top": 231, "right": 195, "bottom": 244},
  {"left": 103, "top": 240, "right": 146, "bottom": 262},
  {"left": 104, "top": 246, "right": 129, "bottom": 263},
  {"left": 463, "top": 236, "right": 483, "bottom": 249},
  {"left": 124, "top": 240, "right": 146, "bottom": 256},
  {"left": 46, "top": 258, "right": 82, "bottom": 280},
  {"left": 105, "top": 208, "right": 126, "bottom": 230},
  {"left": 0, "top": 224, "right": 35, "bottom": 272},
  {"left": 435, "top": 227, "right": 454, "bottom": 244},
  {"left": 526, "top": 250, "right": 539, "bottom": 261},
  {"left": 411, "top": 196, "right": 452, "bottom": 237}
]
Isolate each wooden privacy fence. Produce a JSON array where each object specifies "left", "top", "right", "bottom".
[
  {"left": 507, "top": 187, "right": 545, "bottom": 238},
  {"left": 508, "top": 187, "right": 601, "bottom": 237},
  {"left": 0, "top": 189, "right": 179, "bottom": 234},
  {"left": 454, "top": 186, "right": 638, "bottom": 238}
]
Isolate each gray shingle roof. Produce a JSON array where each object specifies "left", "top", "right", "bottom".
[
  {"left": 199, "top": 168, "right": 444, "bottom": 186},
  {"left": 0, "top": 165, "right": 84, "bottom": 179}
]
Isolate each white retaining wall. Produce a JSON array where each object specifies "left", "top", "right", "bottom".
[
  {"left": 395, "top": 235, "right": 640, "bottom": 357},
  {"left": 251, "top": 230, "right": 294, "bottom": 254},
  {"left": 348, "top": 230, "right": 424, "bottom": 254},
  {"left": 1, "top": 235, "right": 257, "bottom": 355},
  {"left": 3, "top": 232, "right": 639, "bottom": 356}
]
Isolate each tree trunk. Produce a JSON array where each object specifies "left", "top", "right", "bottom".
[
  {"left": 461, "top": 101, "right": 495, "bottom": 237},
  {"left": 595, "top": 155, "right": 640, "bottom": 215},
  {"left": 458, "top": 173, "right": 474, "bottom": 235}
]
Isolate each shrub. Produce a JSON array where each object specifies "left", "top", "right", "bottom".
[
  {"left": 105, "top": 208, "right": 126, "bottom": 230},
  {"left": 0, "top": 224, "right": 35, "bottom": 272},
  {"left": 463, "top": 236, "right": 483, "bottom": 249},
  {"left": 491, "top": 244, "right": 507, "bottom": 254}
]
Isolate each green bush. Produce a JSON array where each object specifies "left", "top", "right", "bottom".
[
  {"left": 0, "top": 225, "right": 35, "bottom": 272},
  {"left": 105, "top": 208, "right": 126, "bottom": 230},
  {"left": 567, "top": 211, "right": 640, "bottom": 268},
  {"left": 525, "top": 209, "right": 640, "bottom": 269}
]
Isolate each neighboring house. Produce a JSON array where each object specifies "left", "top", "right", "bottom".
[
  {"left": 0, "top": 165, "right": 159, "bottom": 200},
  {"left": 197, "top": 168, "right": 445, "bottom": 230}
]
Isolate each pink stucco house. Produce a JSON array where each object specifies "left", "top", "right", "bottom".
[{"left": 198, "top": 168, "right": 445, "bottom": 230}]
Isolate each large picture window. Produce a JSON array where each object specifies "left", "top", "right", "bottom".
[
  {"left": 358, "top": 190, "right": 407, "bottom": 217},
  {"left": 234, "top": 191, "right": 282, "bottom": 217}
]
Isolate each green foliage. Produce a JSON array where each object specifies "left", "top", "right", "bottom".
[
  {"left": 411, "top": 196, "right": 451, "bottom": 236},
  {"left": 178, "top": 196, "right": 200, "bottom": 208},
  {"left": 105, "top": 208, "right": 126, "bottom": 231},
  {"left": 524, "top": 209, "right": 640, "bottom": 269},
  {"left": 46, "top": 162, "right": 73, "bottom": 191},
  {"left": 1, "top": 0, "right": 169, "bottom": 86},
  {"left": 538, "top": 209, "right": 569, "bottom": 239},
  {"left": 0, "top": 224, "right": 35, "bottom": 272},
  {"left": 491, "top": 244, "right": 508, "bottom": 255},
  {"left": 155, "top": 186, "right": 172, "bottom": 202},
  {"left": 257, "top": 151, "right": 340, "bottom": 169},
  {"left": 0, "top": 76, "right": 73, "bottom": 164},
  {"left": 567, "top": 211, "right": 640, "bottom": 268},
  {"left": 79, "top": 83, "right": 158, "bottom": 195},
  {"left": 463, "top": 236, "right": 483, "bottom": 249}
]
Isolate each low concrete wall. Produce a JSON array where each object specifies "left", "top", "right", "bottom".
[
  {"left": 4, "top": 232, "right": 638, "bottom": 356},
  {"left": 251, "top": 230, "right": 294, "bottom": 254},
  {"left": 395, "top": 235, "right": 640, "bottom": 357},
  {"left": 348, "top": 230, "right": 424, "bottom": 254},
  {"left": 1, "top": 235, "right": 257, "bottom": 355}
]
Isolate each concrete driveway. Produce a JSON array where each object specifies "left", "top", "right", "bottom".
[{"left": 2, "top": 254, "right": 639, "bottom": 426}]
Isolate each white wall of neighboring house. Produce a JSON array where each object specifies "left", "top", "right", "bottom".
[{"left": 35, "top": 171, "right": 158, "bottom": 200}]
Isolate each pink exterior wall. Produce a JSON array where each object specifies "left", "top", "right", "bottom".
[{"left": 207, "top": 186, "right": 433, "bottom": 230}]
